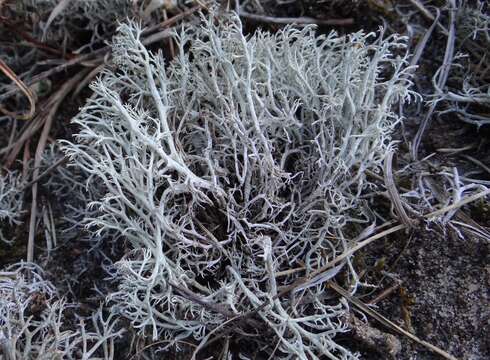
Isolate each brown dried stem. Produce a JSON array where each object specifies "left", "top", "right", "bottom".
[{"left": 0, "top": 58, "right": 36, "bottom": 120}]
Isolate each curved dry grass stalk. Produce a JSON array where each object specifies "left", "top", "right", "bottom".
[{"left": 0, "top": 58, "right": 36, "bottom": 120}]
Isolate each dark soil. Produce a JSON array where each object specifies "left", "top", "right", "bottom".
[{"left": 353, "top": 222, "right": 489, "bottom": 359}]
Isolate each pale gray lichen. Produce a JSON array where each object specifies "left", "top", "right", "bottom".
[
  {"left": 63, "top": 11, "right": 414, "bottom": 359},
  {"left": 17, "top": 0, "right": 136, "bottom": 46},
  {"left": 0, "top": 171, "right": 24, "bottom": 244},
  {"left": 0, "top": 262, "right": 124, "bottom": 360}
]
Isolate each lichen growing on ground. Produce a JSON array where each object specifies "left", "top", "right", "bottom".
[
  {"left": 62, "top": 11, "right": 415, "bottom": 359},
  {"left": 0, "top": 171, "right": 24, "bottom": 244},
  {"left": 0, "top": 262, "right": 124, "bottom": 359}
]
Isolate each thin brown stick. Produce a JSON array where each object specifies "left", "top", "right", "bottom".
[
  {"left": 21, "top": 140, "right": 31, "bottom": 178},
  {"left": 367, "top": 281, "right": 402, "bottom": 305},
  {"left": 408, "top": 0, "right": 435, "bottom": 21},
  {"left": 0, "top": 58, "right": 36, "bottom": 120},
  {"left": 142, "top": 4, "right": 205, "bottom": 35},
  {"left": 168, "top": 281, "right": 234, "bottom": 318},
  {"left": 0, "top": 15, "right": 75, "bottom": 59},
  {"left": 162, "top": 9, "right": 176, "bottom": 60},
  {"left": 21, "top": 155, "right": 69, "bottom": 191},
  {"left": 239, "top": 11, "right": 354, "bottom": 26},
  {"left": 0, "top": 48, "right": 109, "bottom": 102}
]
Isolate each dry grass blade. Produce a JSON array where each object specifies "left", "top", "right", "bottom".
[
  {"left": 42, "top": 0, "right": 74, "bottom": 41},
  {"left": 309, "top": 224, "right": 407, "bottom": 278},
  {"left": 408, "top": 0, "right": 435, "bottom": 21},
  {"left": 270, "top": 187, "right": 490, "bottom": 300},
  {"left": 384, "top": 150, "right": 417, "bottom": 227},
  {"left": 328, "top": 282, "right": 458, "bottom": 360},
  {"left": 0, "top": 58, "right": 36, "bottom": 120},
  {"left": 409, "top": 9, "right": 440, "bottom": 70},
  {"left": 2, "top": 117, "right": 43, "bottom": 165},
  {"left": 0, "top": 15, "right": 73, "bottom": 58},
  {"left": 142, "top": 4, "right": 206, "bottom": 35},
  {"left": 239, "top": 11, "right": 354, "bottom": 26},
  {"left": 27, "top": 71, "right": 88, "bottom": 262},
  {"left": 367, "top": 281, "right": 402, "bottom": 305}
]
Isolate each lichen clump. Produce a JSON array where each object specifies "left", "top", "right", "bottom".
[{"left": 62, "top": 12, "right": 414, "bottom": 358}]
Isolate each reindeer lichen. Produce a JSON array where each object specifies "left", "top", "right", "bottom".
[
  {"left": 0, "top": 171, "right": 24, "bottom": 244},
  {"left": 0, "top": 262, "right": 124, "bottom": 359},
  {"left": 63, "top": 11, "right": 415, "bottom": 359}
]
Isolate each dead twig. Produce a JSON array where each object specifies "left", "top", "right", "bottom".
[
  {"left": 0, "top": 15, "right": 75, "bottom": 59},
  {"left": 0, "top": 58, "right": 36, "bottom": 120},
  {"left": 238, "top": 11, "right": 354, "bottom": 26},
  {"left": 368, "top": 281, "right": 402, "bottom": 305},
  {"left": 21, "top": 155, "right": 69, "bottom": 191},
  {"left": 142, "top": 4, "right": 205, "bottom": 35},
  {"left": 2, "top": 116, "right": 44, "bottom": 165},
  {"left": 0, "top": 48, "right": 109, "bottom": 103}
]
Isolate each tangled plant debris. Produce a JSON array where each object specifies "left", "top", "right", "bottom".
[{"left": 16, "top": 0, "right": 136, "bottom": 46}]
